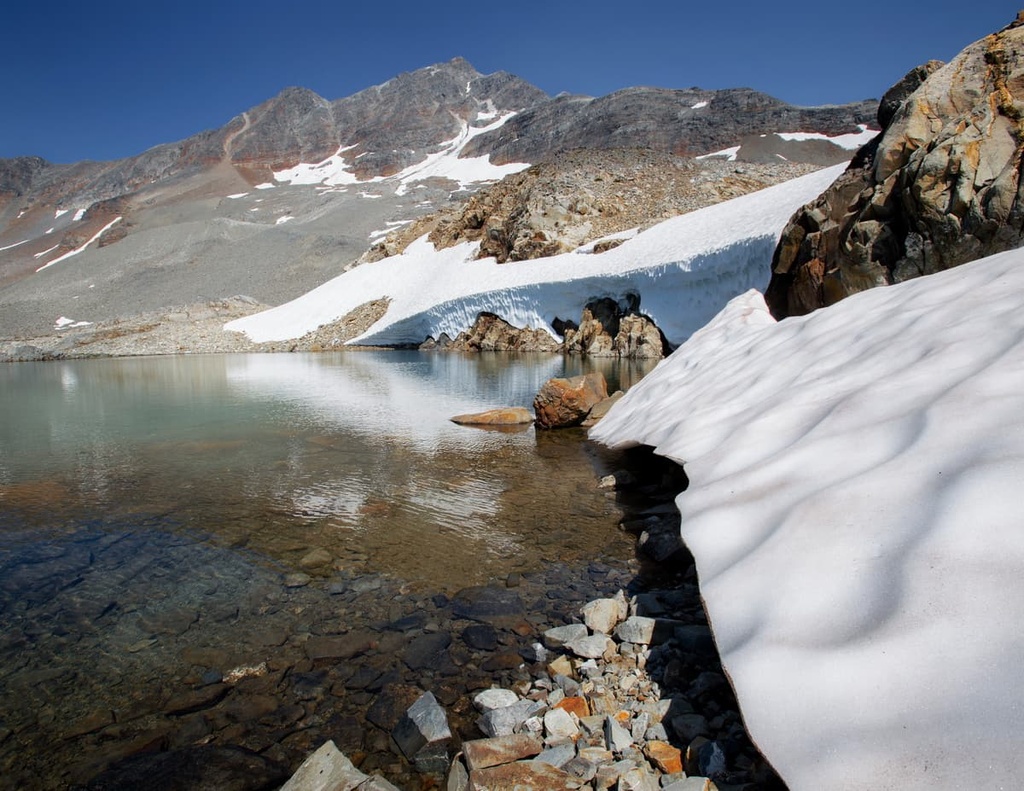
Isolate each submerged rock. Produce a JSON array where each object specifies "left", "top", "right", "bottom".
[
  {"left": 450, "top": 407, "right": 534, "bottom": 426},
  {"left": 81, "top": 745, "right": 288, "bottom": 791}
]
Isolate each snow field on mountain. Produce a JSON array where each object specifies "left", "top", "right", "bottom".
[
  {"left": 226, "top": 164, "right": 846, "bottom": 345},
  {"left": 776, "top": 123, "right": 877, "bottom": 149},
  {"left": 591, "top": 248, "right": 1024, "bottom": 789},
  {"left": 272, "top": 112, "right": 531, "bottom": 194}
]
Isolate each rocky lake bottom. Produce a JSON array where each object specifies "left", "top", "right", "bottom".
[{"left": 0, "top": 353, "right": 783, "bottom": 790}]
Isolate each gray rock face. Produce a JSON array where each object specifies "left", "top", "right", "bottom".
[
  {"left": 463, "top": 85, "right": 876, "bottom": 164},
  {"left": 564, "top": 298, "right": 667, "bottom": 360},
  {"left": 766, "top": 15, "right": 1024, "bottom": 318},
  {"left": 0, "top": 58, "right": 544, "bottom": 222},
  {"left": 439, "top": 312, "right": 560, "bottom": 353}
]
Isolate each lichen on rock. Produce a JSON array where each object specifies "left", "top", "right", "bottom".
[{"left": 766, "top": 15, "right": 1024, "bottom": 318}]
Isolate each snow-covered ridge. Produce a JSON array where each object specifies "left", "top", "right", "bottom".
[
  {"left": 226, "top": 164, "right": 846, "bottom": 345},
  {"left": 591, "top": 249, "right": 1024, "bottom": 789}
]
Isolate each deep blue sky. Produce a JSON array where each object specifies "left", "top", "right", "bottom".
[{"left": 1, "top": 1, "right": 1015, "bottom": 163}]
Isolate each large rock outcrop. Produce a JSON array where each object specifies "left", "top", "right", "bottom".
[
  {"left": 563, "top": 297, "right": 668, "bottom": 359},
  {"left": 766, "top": 14, "right": 1024, "bottom": 318},
  {"left": 360, "top": 149, "right": 820, "bottom": 266},
  {"left": 433, "top": 312, "right": 561, "bottom": 352}
]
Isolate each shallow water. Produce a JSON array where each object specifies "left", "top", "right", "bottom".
[{"left": 0, "top": 351, "right": 656, "bottom": 788}]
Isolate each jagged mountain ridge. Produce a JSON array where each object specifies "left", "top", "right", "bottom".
[
  {"left": 464, "top": 86, "right": 878, "bottom": 163},
  {"left": 0, "top": 57, "right": 875, "bottom": 212},
  {"left": 0, "top": 58, "right": 545, "bottom": 212}
]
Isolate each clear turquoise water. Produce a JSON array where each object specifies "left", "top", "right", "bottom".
[
  {"left": 0, "top": 351, "right": 655, "bottom": 788},
  {"left": 0, "top": 351, "right": 652, "bottom": 584}
]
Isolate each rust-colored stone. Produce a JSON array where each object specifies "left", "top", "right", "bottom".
[
  {"left": 554, "top": 696, "right": 590, "bottom": 719},
  {"left": 468, "top": 760, "right": 575, "bottom": 790},
  {"left": 462, "top": 734, "right": 543, "bottom": 771},
  {"left": 533, "top": 372, "right": 609, "bottom": 429},
  {"left": 644, "top": 741, "right": 683, "bottom": 774},
  {"left": 450, "top": 407, "right": 534, "bottom": 426}
]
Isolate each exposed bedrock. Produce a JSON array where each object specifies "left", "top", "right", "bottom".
[
  {"left": 422, "top": 296, "right": 669, "bottom": 359},
  {"left": 766, "top": 14, "right": 1024, "bottom": 318}
]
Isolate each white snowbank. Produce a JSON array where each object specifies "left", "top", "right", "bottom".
[
  {"left": 226, "top": 165, "right": 846, "bottom": 345},
  {"left": 54, "top": 208, "right": 69, "bottom": 219},
  {"left": 698, "top": 126, "right": 880, "bottom": 161},
  {"left": 692, "top": 101, "right": 709, "bottom": 109},
  {"left": 36, "top": 217, "right": 122, "bottom": 272},
  {"left": 73, "top": 208, "right": 86, "bottom": 221},
  {"left": 33, "top": 244, "right": 59, "bottom": 259},
  {"left": 0, "top": 239, "right": 29, "bottom": 252},
  {"left": 777, "top": 123, "right": 878, "bottom": 150},
  {"left": 591, "top": 249, "right": 1024, "bottom": 789},
  {"left": 275, "top": 215, "right": 294, "bottom": 225}
]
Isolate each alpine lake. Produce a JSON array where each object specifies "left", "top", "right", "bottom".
[{"left": 0, "top": 350, "right": 669, "bottom": 789}]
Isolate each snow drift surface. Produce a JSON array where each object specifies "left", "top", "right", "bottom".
[
  {"left": 591, "top": 249, "right": 1024, "bottom": 789},
  {"left": 225, "top": 165, "right": 846, "bottom": 345}
]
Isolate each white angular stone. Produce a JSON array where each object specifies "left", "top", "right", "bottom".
[
  {"left": 446, "top": 757, "right": 469, "bottom": 791},
  {"left": 566, "top": 634, "right": 615, "bottom": 660},
  {"left": 543, "top": 707, "right": 579, "bottom": 743},
  {"left": 618, "top": 765, "right": 659, "bottom": 791},
  {"left": 477, "top": 699, "right": 545, "bottom": 737},
  {"left": 279, "top": 740, "right": 367, "bottom": 791},
  {"left": 614, "top": 616, "right": 657, "bottom": 645},
  {"left": 473, "top": 688, "right": 520, "bottom": 713},
  {"left": 543, "top": 623, "right": 589, "bottom": 649},
  {"left": 613, "top": 590, "right": 630, "bottom": 621},
  {"left": 581, "top": 598, "right": 623, "bottom": 634}
]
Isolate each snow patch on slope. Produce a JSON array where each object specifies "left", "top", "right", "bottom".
[
  {"left": 776, "top": 124, "right": 878, "bottom": 150},
  {"left": 36, "top": 217, "right": 122, "bottom": 272},
  {"left": 226, "top": 165, "right": 845, "bottom": 345},
  {"left": 696, "top": 146, "right": 741, "bottom": 162},
  {"left": 591, "top": 249, "right": 1024, "bottom": 789}
]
